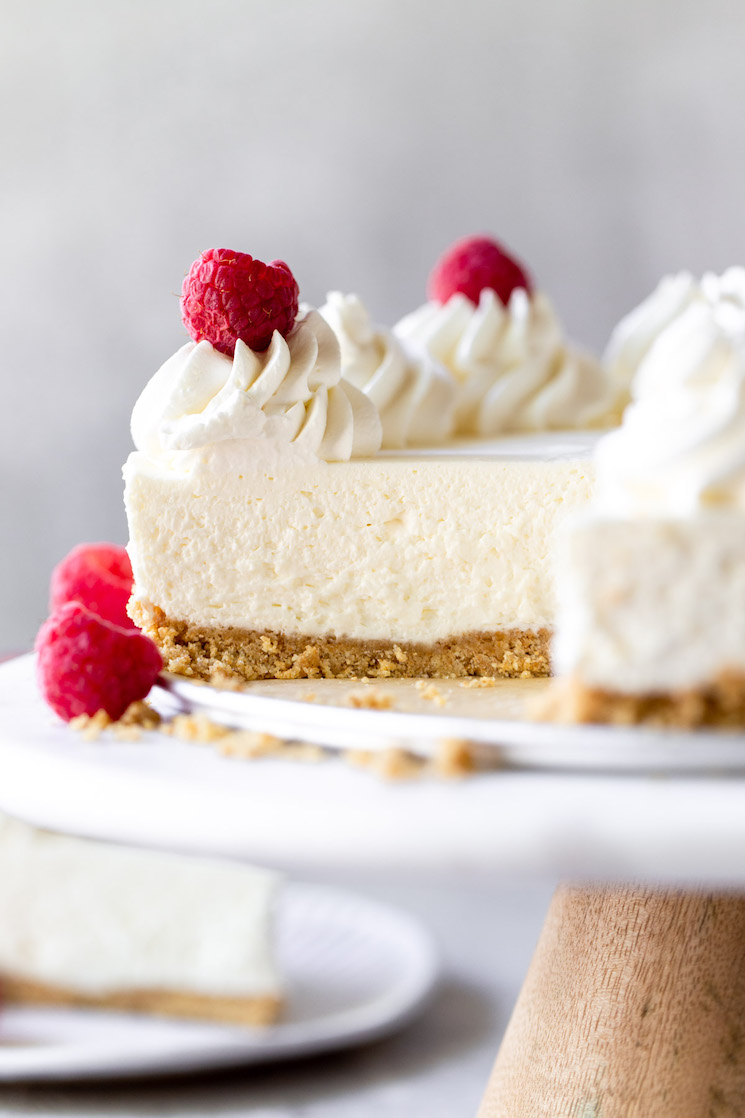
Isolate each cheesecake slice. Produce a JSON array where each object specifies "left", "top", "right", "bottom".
[
  {"left": 552, "top": 514, "right": 745, "bottom": 726},
  {"left": 126, "top": 431, "right": 598, "bottom": 681},
  {"left": 0, "top": 815, "right": 281, "bottom": 1024},
  {"left": 550, "top": 269, "right": 745, "bottom": 726},
  {"left": 124, "top": 244, "right": 619, "bottom": 683}
]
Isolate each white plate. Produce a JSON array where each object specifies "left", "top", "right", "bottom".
[
  {"left": 0, "top": 883, "right": 438, "bottom": 1082},
  {"left": 6, "top": 656, "right": 745, "bottom": 885},
  {"left": 158, "top": 671, "right": 745, "bottom": 773}
]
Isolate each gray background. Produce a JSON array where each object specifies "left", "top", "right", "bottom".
[{"left": 3, "top": 0, "right": 744, "bottom": 651}]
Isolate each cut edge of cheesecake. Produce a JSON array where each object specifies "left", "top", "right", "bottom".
[
  {"left": 132, "top": 601, "right": 551, "bottom": 682},
  {"left": 0, "top": 973, "right": 281, "bottom": 1026},
  {"left": 537, "top": 670, "right": 745, "bottom": 729}
]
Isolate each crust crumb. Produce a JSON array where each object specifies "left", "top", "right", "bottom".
[
  {"left": 415, "top": 681, "right": 447, "bottom": 707},
  {"left": 70, "top": 701, "right": 161, "bottom": 742},
  {"left": 346, "top": 748, "right": 426, "bottom": 781},
  {"left": 279, "top": 742, "right": 326, "bottom": 763},
  {"left": 433, "top": 738, "right": 475, "bottom": 777},
  {"left": 207, "top": 668, "right": 245, "bottom": 692},
  {"left": 217, "top": 730, "right": 283, "bottom": 759},
  {"left": 69, "top": 709, "right": 112, "bottom": 740},
  {"left": 120, "top": 701, "right": 162, "bottom": 730},
  {"left": 347, "top": 687, "right": 394, "bottom": 710},
  {"left": 163, "top": 713, "right": 231, "bottom": 743}
]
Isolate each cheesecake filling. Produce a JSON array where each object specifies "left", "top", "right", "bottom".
[
  {"left": 125, "top": 434, "right": 597, "bottom": 648},
  {"left": 553, "top": 514, "right": 745, "bottom": 694}
]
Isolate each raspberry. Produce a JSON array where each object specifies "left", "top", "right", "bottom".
[
  {"left": 35, "top": 602, "right": 162, "bottom": 722},
  {"left": 181, "top": 248, "right": 299, "bottom": 356},
  {"left": 427, "top": 235, "right": 533, "bottom": 308},
  {"left": 50, "top": 543, "right": 135, "bottom": 630}
]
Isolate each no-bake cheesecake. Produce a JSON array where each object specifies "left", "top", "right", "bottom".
[
  {"left": 125, "top": 241, "right": 623, "bottom": 682},
  {"left": 550, "top": 269, "right": 745, "bottom": 725},
  {"left": 0, "top": 814, "right": 281, "bottom": 1024}
]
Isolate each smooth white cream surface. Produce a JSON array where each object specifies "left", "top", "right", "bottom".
[
  {"left": 124, "top": 433, "right": 598, "bottom": 642},
  {"left": 553, "top": 514, "right": 745, "bottom": 692},
  {"left": 0, "top": 815, "right": 280, "bottom": 997}
]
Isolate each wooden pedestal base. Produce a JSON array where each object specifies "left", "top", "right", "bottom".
[{"left": 478, "top": 885, "right": 745, "bottom": 1117}]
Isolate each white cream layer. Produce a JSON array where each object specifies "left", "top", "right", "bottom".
[
  {"left": 553, "top": 513, "right": 745, "bottom": 693},
  {"left": 0, "top": 815, "right": 280, "bottom": 998},
  {"left": 124, "top": 433, "right": 598, "bottom": 642}
]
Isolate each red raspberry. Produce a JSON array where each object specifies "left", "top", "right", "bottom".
[
  {"left": 427, "top": 235, "right": 533, "bottom": 308},
  {"left": 50, "top": 543, "right": 134, "bottom": 630},
  {"left": 35, "top": 602, "right": 162, "bottom": 723},
  {"left": 181, "top": 248, "right": 299, "bottom": 356}
]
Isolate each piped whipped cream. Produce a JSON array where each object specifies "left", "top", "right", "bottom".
[
  {"left": 394, "top": 288, "right": 618, "bottom": 436},
  {"left": 319, "top": 292, "right": 457, "bottom": 448},
  {"left": 603, "top": 267, "right": 745, "bottom": 391},
  {"left": 131, "top": 309, "right": 382, "bottom": 465},
  {"left": 595, "top": 270, "right": 745, "bottom": 515}
]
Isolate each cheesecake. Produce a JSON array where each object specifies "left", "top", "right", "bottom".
[
  {"left": 0, "top": 814, "right": 281, "bottom": 1024},
  {"left": 550, "top": 269, "right": 745, "bottom": 726},
  {"left": 124, "top": 241, "right": 621, "bottom": 682}
]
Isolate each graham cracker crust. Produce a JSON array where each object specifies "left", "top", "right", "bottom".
[
  {"left": 1, "top": 973, "right": 281, "bottom": 1026},
  {"left": 539, "top": 671, "right": 745, "bottom": 729},
  {"left": 130, "top": 601, "right": 551, "bottom": 682}
]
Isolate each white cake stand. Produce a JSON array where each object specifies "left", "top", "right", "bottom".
[{"left": 4, "top": 654, "right": 745, "bottom": 1114}]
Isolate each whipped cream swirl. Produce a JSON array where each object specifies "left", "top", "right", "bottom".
[
  {"left": 394, "top": 288, "right": 618, "bottom": 436},
  {"left": 595, "top": 275, "right": 745, "bottom": 515},
  {"left": 319, "top": 292, "right": 457, "bottom": 448},
  {"left": 604, "top": 267, "right": 745, "bottom": 392},
  {"left": 131, "top": 309, "right": 382, "bottom": 464}
]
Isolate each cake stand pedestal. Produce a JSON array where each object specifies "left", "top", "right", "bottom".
[{"left": 479, "top": 885, "right": 745, "bottom": 1117}]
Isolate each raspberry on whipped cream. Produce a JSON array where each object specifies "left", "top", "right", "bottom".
[
  {"left": 132, "top": 308, "right": 382, "bottom": 465},
  {"left": 395, "top": 236, "right": 622, "bottom": 436},
  {"left": 427, "top": 235, "right": 533, "bottom": 307},
  {"left": 181, "top": 248, "right": 299, "bottom": 356}
]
